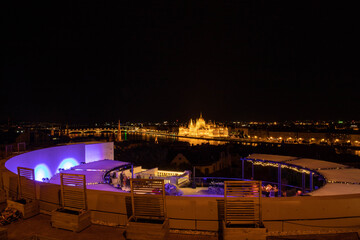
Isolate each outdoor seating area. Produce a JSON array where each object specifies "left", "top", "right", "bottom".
[{"left": 2, "top": 143, "right": 360, "bottom": 238}]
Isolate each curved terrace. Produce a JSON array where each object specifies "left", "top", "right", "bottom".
[{"left": 2, "top": 142, "right": 360, "bottom": 235}]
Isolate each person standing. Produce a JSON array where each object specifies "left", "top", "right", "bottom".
[
  {"left": 119, "top": 172, "right": 124, "bottom": 187},
  {"left": 123, "top": 175, "right": 127, "bottom": 188},
  {"left": 126, "top": 176, "right": 130, "bottom": 188}
]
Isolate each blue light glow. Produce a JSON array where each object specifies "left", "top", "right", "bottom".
[
  {"left": 57, "top": 158, "right": 79, "bottom": 172},
  {"left": 34, "top": 164, "right": 51, "bottom": 181}
]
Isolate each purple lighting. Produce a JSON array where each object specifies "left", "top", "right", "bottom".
[
  {"left": 56, "top": 158, "right": 79, "bottom": 173},
  {"left": 34, "top": 164, "right": 51, "bottom": 181},
  {"left": 5, "top": 143, "right": 113, "bottom": 182}
]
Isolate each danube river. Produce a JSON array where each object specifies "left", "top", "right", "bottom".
[
  {"left": 119, "top": 131, "right": 360, "bottom": 158},
  {"left": 121, "top": 131, "right": 228, "bottom": 145}
]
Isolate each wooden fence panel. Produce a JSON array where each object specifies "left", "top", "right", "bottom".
[
  {"left": 224, "top": 181, "right": 262, "bottom": 226},
  {"left": 60, "top": 173, "right": 87, "bottom": 211},
  {"left": 17, "top": 167, "right": 36, "bottom": 200},
  {"left": 130, "top": 179, "right": 166, "bottom": 220}
]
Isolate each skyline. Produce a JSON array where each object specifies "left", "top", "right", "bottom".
[
  {"left": 2, "top": 118, "right": 359, "bottom": 129},
  {"left": 3, "top": 2, "right": 360, "bottom": 123}
]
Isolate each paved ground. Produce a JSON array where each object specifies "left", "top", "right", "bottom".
[
  {"left": 1, "top": 214, "right": 218, "bottom": 240},
  {"left": 267, "top": 232, "right": 359, "bottom": 240},
  {"left": 3, "top": 214, "right": 126, "bottom": 240},
  {"left": 2, "top": 213, "right": 360, "bottom": 240}
]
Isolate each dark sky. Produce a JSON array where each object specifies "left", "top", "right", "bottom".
[{"left": 2, "top": 2, "right": 360, "bottom": 123}]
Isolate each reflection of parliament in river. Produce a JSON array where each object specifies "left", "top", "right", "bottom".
[{"left": 179, "top": 114, "right": 229, "bottom": 138}]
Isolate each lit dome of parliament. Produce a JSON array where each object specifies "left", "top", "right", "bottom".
[{"left": 178, "top": 113, "right": 229, "bottom": 138}]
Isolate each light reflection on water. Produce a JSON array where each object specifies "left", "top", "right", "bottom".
[
  {"left": 122, "top": 132, "right": 226, "bottom": 146},
  {"left": 178, "top": 137, "right": 226, "bottom": 146},
  {"left": 355, "top": 150, "right": 360, "bottom": 157},
  {"left": 120, "top": 133, "right": 360, "bottom": 156}
]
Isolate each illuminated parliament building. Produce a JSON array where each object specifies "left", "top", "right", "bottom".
[{"left": 178, "top": 114, "right": 229, "bottom": 138}]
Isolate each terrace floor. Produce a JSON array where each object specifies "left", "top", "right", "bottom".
[
  {"left": 1, "top": 213, "right": 218, "bottom": 240},
  {"left": 1, "top": 204, "right": 360, "bottom": 240}
]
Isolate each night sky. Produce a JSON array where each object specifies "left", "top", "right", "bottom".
[{"left": 2, "top": 2, "right": 360, "bottom": 123}]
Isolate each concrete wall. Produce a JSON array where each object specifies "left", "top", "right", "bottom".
[
  {"left": 165, "top": 194, "right": 360, "bottom": 232},
  {"left": 85, "top": 142, "right": 114, "bottom": 163},
  {"left": 261, "top": 195, "right": 360, "bottom": 231},
  {"left": 12, "top": 177, "right": 360, "bottom": 233},
  {"left": 5, "top": 144, "right": 85, "bottom": 181},
  {"left": 4, "top": 142, "right": 114, "bottom": 181}
]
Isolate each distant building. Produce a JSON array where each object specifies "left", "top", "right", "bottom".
[
  {"left": 244, "top": 127, "right": 360, "bottom": 146},
  {"left": 195, "top": 151, "right": 232, "bottom": 175},
  {"left": 179, "top": 114, "right": 229, "bottom": 138}
]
